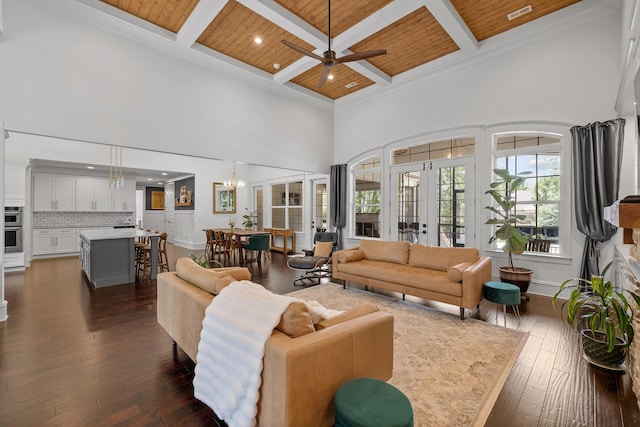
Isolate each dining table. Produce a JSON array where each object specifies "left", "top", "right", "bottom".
[{"left": 204, "top": 228, "right": 272, "bottom": 266}]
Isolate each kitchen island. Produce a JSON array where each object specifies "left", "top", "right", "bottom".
[{"left": 79, "top": 229, "right": 160, "bottom": 287}]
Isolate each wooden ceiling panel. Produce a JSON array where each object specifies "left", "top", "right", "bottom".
[
  {"left": 275, "top": 0, "right": 392, "bottom": 37},
  {"left": 100, "top": 0, "right": 199, "bottom": 34},
  {"left": 291, "top": 64, "right": 374, "bottom": 100},
  {"left": 350, "top": 7, "right": 459, "bottom": 77},
  {"left": 197, "top": 1, "right": 316, "bottom": 75},
  {"left": 450, "top": 0, "right": 581, "bottom": 42}
]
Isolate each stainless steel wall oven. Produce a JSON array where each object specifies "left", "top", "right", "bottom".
[{"left": 5, "top": 207, "right": 23, "bottom": 253}]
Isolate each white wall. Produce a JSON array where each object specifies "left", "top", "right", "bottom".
[
  {"left": 1, "top": 0, "right": 333, "bottom": 174},
  {"left": 334, "top": 12, "right": 628, "bottom": 296}
]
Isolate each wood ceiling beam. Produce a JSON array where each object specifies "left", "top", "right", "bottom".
[
  {"left": 422, "top": 0, "right": 478, "bottom": 53},
  {"left": 177, "top": 0, "right": 229, "bottom": 47},
  {"left": 273, "top": 56, "right": 317, "bottom": 85}
]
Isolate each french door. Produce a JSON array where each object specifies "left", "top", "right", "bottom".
[{"left": 391, "top": 157, "right": 474, "bottom": 247}]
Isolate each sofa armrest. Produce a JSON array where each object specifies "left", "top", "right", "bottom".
[
  {"left": 157, "top": 272, "right": 213, "bottom": 362},
  {"left": 332, "top": 246, "right": 360, "bottom": 278},
  {"left": 260, "top": 311, "right": 393, "bottom": 427},
  {"left": 460, "top": 256, "right": 493, "bottom": 309}
]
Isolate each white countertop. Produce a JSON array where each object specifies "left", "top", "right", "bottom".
[{"left": 80, "top": 229, "right": 160, "bottom": 241}]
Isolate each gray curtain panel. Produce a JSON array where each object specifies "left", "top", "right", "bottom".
[
  {"left": 571, "top": 118, "right": 625, "bottom": 279},
  {"left": 330, "top": 164, "right": 347, "bottom": 249}
]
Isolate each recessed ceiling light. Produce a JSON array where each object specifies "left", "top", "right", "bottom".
[
  {"left": 86, "top": 166, "right": 95, "bottom": 169},
  {"left": 254, "top": 37, "right": 263, "bottom": 44},
  {"left": 147, "top": 178, "right": 153, "bottom": 181},
  {"left": 273, "top": 63, "right": 280, "bottom": 70},
  {"left": 161, "top": 172, "right": 167, "bottom": 176},
  {"left": 157, "top": 182, "right": 163, "bottom": 185},
  {"left": 328, "top": 74, "right": 334, "bottom": 80}
]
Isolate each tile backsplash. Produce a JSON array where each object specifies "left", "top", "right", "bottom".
[{"left": 33, "top": 212, "right": 134, "bottom": 228}]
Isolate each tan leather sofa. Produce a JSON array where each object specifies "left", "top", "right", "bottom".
[
  {"left": 157, "top": 257, "right": 394, "bottom": 427},
  {"left": 333, "top": 240, "right": 492, "bottom": 319}
]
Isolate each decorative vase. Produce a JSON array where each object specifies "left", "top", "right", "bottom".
[{"left": 580, "top": 329, "right": 627, "bottom": 370}]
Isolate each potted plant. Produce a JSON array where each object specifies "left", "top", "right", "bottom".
[
  {"left": 190, "top": 253, "right": 223, "bottom": 269},
  {"left": 485, "top": 168, "right": 533, "bottom": 295},
  {"left": 552, "top": 263, "right": 640, "bottom": 370},
  {"left": 242, "top": 208, "right": 258, "bottom": 230}
]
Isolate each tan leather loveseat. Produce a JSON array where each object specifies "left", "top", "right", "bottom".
[
  {"left": 333, "top": 240, "right": 492, "bottom": 319},
  {"left": 157, "top": 257, "right": 394, "bottom": 427}
]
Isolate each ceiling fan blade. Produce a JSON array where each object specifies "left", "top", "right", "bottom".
[
  {"left": 317, "top": 67, "right": 332, "bottom": 88},
  {"left": 281, "top": 40, "right": 323, "bottom": 62},
  {"left": 336, "top": 49, "right": 387, "bottom": 64}
]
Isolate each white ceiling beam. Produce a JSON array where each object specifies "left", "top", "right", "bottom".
[
  {"left": 273, "top": 56, "right": 318, "bottom": 84},
  {"left": 344, "top": 60, "right": 391, "bottom": 86},
  {"left": 422, "top": 0, "right": 478, "bottom": 53},
  {"left": 237, "top": 0, "right": 326, "bottom": 48},
  {"left": 333, "top": 0, "right": 423, "bottom": 50},
  {"left": 176, "top": 0, "right": 229, "bottom": 47}
]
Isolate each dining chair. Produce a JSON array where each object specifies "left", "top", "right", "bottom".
[
  {"left": 243, "top": 234, "right": 271, "bottom": 266},
  {"left": 204, "top": 229, "right": 215, "bottom": 260},
  {"left": 158, "top": 232, "right": 169, "bottom": 272}
]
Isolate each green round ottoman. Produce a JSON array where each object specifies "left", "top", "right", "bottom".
[
  {"left": 483, "top": 281, "right": 521, "bottom": 327},
  {"left": 334, "top": 378, "right": 413, "bottom": 427}
]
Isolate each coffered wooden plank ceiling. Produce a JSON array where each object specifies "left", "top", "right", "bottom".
[{"left": 93, "top": 0, "right": 583, "bottom": 101}]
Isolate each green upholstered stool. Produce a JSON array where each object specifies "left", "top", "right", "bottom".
[
  {"left": 334, "top": 378, "right": 413, "bottom": 427},
  {"left": 483, "top": 281, "right": 521, "bottom": 327}
]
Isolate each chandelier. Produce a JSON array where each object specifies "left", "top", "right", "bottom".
[
  {"left": 109, "top": 145, "right": 124, "bottom": 189},
  {"left": 224, "top": 162, "right": 245, "bottom": 189}
]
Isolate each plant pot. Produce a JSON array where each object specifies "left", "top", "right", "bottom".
[
  {"left": 499, "top": 266, "right": 532, "bottom": 295},
  {"left": 580, "top": 329, "right": 627, "bottom": 370}
]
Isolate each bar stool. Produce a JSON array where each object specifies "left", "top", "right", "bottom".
[
  {"left": 157, "top": 232, "right": 169, "bottom": 273},
  {"left": 483, "top": 281, "right": 521, "bottom": 327}
]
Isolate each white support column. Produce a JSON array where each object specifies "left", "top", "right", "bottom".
[{"left": 1, "top": 120, "right": 7, "bottom": 322}]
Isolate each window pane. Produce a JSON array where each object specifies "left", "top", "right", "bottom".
[
  {"left": 289, "top": 181, "right": 302, "bottom": 206},
  {"left": 392, "top": 137, "right": 475, "bottom": 165},
  {"left": 353, "top": 156, "right": 380, "bottom": 171},
  {"left": 272, "top": 207, "right": 285, "bottom": 228},
  {"left": 272, "top": 184, "right": 286, "bottom": 206},
  {"left": 289, "top": 207, "right": 303, "bottom": 232},
  {"left": 496, "top": 134, "right": 561, "bottom": 151}
]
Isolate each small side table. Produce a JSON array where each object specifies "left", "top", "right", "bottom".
[{"left": 483, "top": 281, "right": 521, "bottom": 327}]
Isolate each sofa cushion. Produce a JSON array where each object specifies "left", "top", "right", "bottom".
[
  {"left": 447, "top": 261, "right": 473, "bottom": 282},
  {"left": 276, "top": 302, "right": 315, "bottom": 338},
  {"left": 315, "top": 302, "right": 379, "bottom": 330},
  {"left": 314, "top": 241, "right": 333, "bottom": 257},
  {"left": 360, "top": 240, "right": 410, "bottom": 265},
  {"left": 408, "top": 245, "right": 479, "bottom": 271},
  {"left": 176, "top": 257, "right": 236, "bottom": 295},
  {"left": 337, "top": 249, "right": 365, "bottom": 263},
  {"left": 337, "top": 260, "right": 463, "bottom": 297}
]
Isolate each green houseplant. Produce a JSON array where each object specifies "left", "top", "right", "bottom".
[
  {"left": 190, "top": 253, "right": 223, "bottom": 269},
  {"left": 552, "top": 263, "right": 640, "bottom": 369},
  {"left": 485, "top": 168, "right": 533, "bottom": 294},
  {"left": 242, "top": 208, "right": 258, "bottom": 229}
]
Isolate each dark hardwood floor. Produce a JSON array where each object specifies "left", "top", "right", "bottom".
[{"left": 1, "top": 246, "right": 639, "bottom": 426}]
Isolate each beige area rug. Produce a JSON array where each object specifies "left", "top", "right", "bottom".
[{"left": 288, "top": 283, "right": 529, "bottom": 427}]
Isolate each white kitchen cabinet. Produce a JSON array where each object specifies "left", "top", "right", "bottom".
[
  {"left": 4, "top": 252, "right": 25, "bottom": 268},
  {"left": 33, "top": 228, "right": 78, "bottom": 255},
  {"left": 113, "top": 180, "right": 135, "bottom": 212},
  {"left": 76, "top": 177, "right": 112, "bottom": 211},
  {"left": 33, "top": 174, "right": 76, "bottom": 211},
  {"left": 4, "top": 164, "right": 26, "bottom": 207}
]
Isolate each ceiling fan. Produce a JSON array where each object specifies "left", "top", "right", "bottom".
[{"left": 281, "top": 0, "right": 387, "bottom": 89}]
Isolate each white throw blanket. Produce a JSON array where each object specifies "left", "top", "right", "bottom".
[{"left": 193, "top": 281, "right": 340, "bottom": 427}]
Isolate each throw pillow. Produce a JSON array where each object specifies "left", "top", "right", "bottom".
[
  {"left": 314, "top": 241, "right": 334, "bottom": 257},
  {"left": 337, "top": 249, "right": 365, "bottom": 263},
  {"left": 276, "top": 302, "right": 315, "bottom": 338},
  {"left": 315, "top": 302, "right": 379, "bottom": 330},
  {"left": 446, "top": 261, "right": 473, "bottom": 282}
]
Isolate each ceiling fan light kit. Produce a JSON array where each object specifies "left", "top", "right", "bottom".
[{"left": 281, "top": 0, "right": 387, "bottom": 88}]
